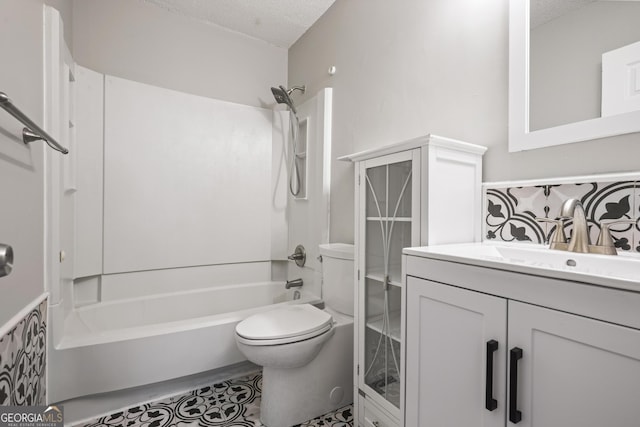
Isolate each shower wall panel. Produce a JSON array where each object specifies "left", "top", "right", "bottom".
[
  {"left": 103, "top": 76, "right": 273, "bottom": 274},
  {"left": 75, "top": 66, "right": 104, "bottom": 278},
  {"left": 286, "top": 89, "right": 332, "bottom": 298}
]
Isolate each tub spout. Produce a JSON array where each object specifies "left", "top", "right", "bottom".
[{"left": 285, "top": 278, "right": 303, "bottom": 289}]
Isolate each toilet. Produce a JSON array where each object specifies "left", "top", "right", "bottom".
[{"left": 235, "top": 243, "right": 354, "bottom": 427}]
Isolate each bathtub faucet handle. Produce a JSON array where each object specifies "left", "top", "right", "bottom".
[
  {"left": 285, "top": 278, "right": 303, "bottom": 289},
  {"left": 288, "top": 244, "right": 306, "bottom": 267}
]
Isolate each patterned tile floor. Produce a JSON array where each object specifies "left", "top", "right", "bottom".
[{"left": 75, "top": 372, "right": 353, "bottom": 427}]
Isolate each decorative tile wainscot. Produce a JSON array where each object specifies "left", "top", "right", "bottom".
[
  {"left": 0, "top": 298, "right": 47, "bottom": 406},
  {"left": 483, "top": 173, "right": 640, "bottom": 252}
]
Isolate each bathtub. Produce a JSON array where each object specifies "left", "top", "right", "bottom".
[{"left": 48, "top": 281, "right": 319, "bottom": 403}]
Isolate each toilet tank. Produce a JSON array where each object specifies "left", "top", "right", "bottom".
[{"left": 319, "top": 243, "right": 354, "bottom": 316}]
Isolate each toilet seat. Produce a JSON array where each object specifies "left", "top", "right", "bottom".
[{"left": 236, "top": 304, "right": 333, "bottom": 346}]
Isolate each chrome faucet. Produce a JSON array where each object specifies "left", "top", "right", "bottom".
[
  {"left": 285, "top": 278, "right": 303, "bottom": 289},
  {"left": 536, "top": 198, "right": 636, "bottom": 256},
  {"left": 559, "top": 198, "right": 591, "bottom": 253}
]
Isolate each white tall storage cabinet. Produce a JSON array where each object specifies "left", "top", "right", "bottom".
[{"left": 340, "top": 135, "right": 486, "bottom": 427}]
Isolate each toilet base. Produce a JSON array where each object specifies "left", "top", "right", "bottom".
[{"left": 260, "top": 314, "right": 353, "bottom": 427}]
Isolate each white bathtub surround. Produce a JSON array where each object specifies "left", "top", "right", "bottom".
[
  {"left": 483, "top": 172, "right": 640, "bottom": 251},
  {"left": 50, "top": 262, "right": 275, "bottom": 349},
  {"left": 47, "top": 65, "right": 334, "bottom": 406},
  {"left": 91, "top": 262, "right": 274, "bottom": 304},
  {"left": 102, "top": 75, "right": 276, "bottom": 273},
  {"left": 73, "top": 372, "right": 354, "bottom": 427},
  {"left": 286, "top": 88, "right": 333, "bottom": 300},
  {"left": 48, "top": 282, "right": 319, "bottom": 403},
  {"left": 49, "top": 69, "right": 303, "bottom": 402},
  {"left": 71, "top": 66, "right": 288, "bottom": 289}
]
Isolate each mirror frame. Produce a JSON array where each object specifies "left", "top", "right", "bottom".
[{"left": 509, "top": 0, "right": 640, "bottom": 152}]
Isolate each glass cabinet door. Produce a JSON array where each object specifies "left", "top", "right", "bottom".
[{"left": 361, "top": 154, "right": 414, "bottom": 410}]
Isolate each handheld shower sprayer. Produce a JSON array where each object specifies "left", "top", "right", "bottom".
[
  {"left": 271, "top": 84, "right": 306, "bottom": 196},
  {"left": 270, "top": 85, "right": 306, "bottom": 114}
]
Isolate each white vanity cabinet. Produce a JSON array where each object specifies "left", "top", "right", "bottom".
[
  {"left": 340, "top": 135, "right": 486, "bottom": 427},
  {"left": 404, "top": 253, "right": 640, "bottom": 427},
  {"left": 405, "top": 277, "right": 507, "bottom": 427},
  {"left": 509, "top": 301, "right": 640, "bottom": 427}
]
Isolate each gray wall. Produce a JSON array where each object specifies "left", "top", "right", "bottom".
[
  {"left": 0, "top": 0, "right": 71, "bottom": 329},
  {"left": 289, "top": 0, "right": 640, "bottom": 244},
  {"left": 72, "top": 0, "right": 287, "bottom": 108}
]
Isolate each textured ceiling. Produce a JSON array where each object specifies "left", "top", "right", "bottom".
[
  {"left": 530, "top": 0, "right": 596, "bottom": 28},
  {"left": 144, "top": 0, "right": 336, "bottom": 48}
]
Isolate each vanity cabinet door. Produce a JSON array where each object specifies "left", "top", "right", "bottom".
[
  {"left": 508, "top": 301, "right": 640, "bottom": 427},
  {"left": 405, "top": 277, "right": 507, "bottom": 427}
]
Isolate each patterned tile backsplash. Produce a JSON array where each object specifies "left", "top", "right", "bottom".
[
  {"left": 0, "top": 298, "right": 47, "bottom": 406},
  {"left": 484, "top": 174, "right": 640, "bottom": 252}
]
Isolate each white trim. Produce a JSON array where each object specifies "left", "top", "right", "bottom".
[
  {"left": 338, "top": 134, "right": 486, "bottom": 163},
  {"left": 352, "top": 162, "right": 361, "bottom": 425},
  {"left": 426, "top": 135, "right": 487, "bottom": 156},
  {"left": 508, "top": 0, "right": 640, "bottom": 152},
  {"left": 43, "top": 5, "right": 64, "bottom": 304},
  {"left": 362, "top": 149, "right": 413, "bottom": 169},
  {"left": 0, "top": 293, "right": 48, "bottom": 339},
  {"left": 321, "top": 88, "right": 333, "bottom": 243},
  {"left": 483, "top": 171, "right": 640, "bottom": 190}
]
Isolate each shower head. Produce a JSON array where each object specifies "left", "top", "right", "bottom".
[
  {"left": 271, "top": 86, "right": 295, "bottom": 113},
  {"left": 270, "top": 85, "right": 306, "bottom": 114}
]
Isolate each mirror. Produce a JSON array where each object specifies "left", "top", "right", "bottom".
[{"left": 509, "top": 0, "right": 640, "bottom": 152}]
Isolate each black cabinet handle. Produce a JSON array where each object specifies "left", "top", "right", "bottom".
[
  {"left": 509, "top": 347, "right": 523, "bottom": 423},
  {"left": 485, "top": 340, "right": 498, "bottom": 411}
]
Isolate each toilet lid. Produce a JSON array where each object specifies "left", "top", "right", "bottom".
[{"left": 236, "top": 304, "right": 333, "bottom": 343}]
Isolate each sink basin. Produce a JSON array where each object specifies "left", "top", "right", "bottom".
[{"left": 404, "top": 242, "right": 640, "bottom": 291}]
